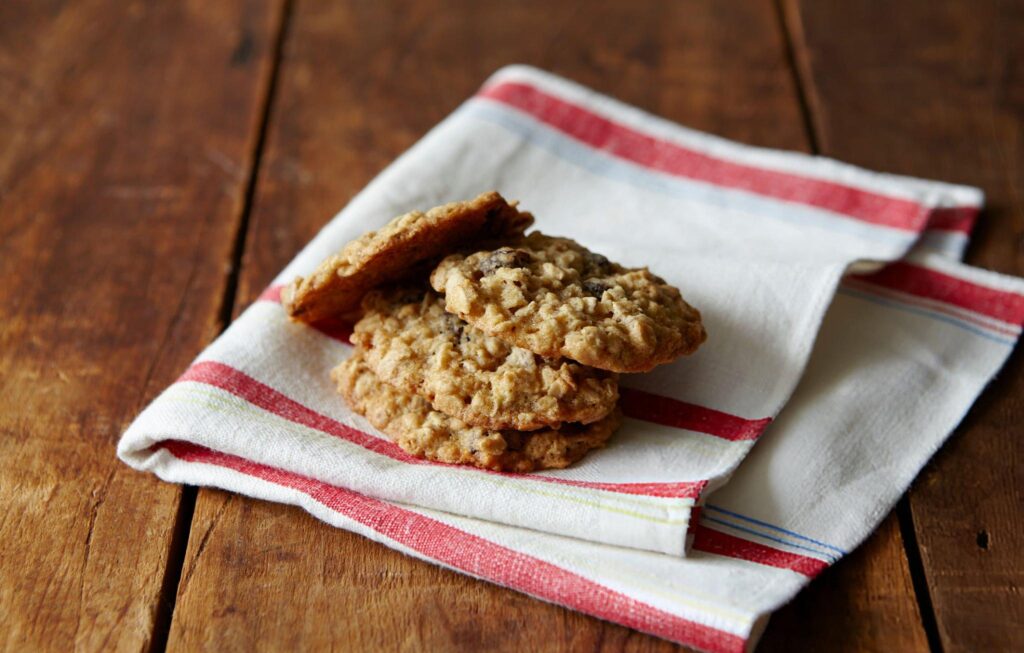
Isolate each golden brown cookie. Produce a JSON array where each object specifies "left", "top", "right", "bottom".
[
  {"left": 283, "top": 192, "right": 533, "bottom": 323},
  {"left": 353, "top": 287, "right": 619, "bottom": 431},
  {"left": 430, "top": 232, "right": 706, "bottom": 373},
  {"left": 333, "top": 348, "right": 621, "bottom": 472}
]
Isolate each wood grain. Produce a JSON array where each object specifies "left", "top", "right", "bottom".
[
  {"left": 786, "top": 0, "right": 1024, "bottom": 650},
  {"left": 759, "top": 514, "right": 929, "bottom": 653},
  {"left": 0, "top": 1, "right": 282, "bottom": 650},
  {"left": 167, "top": 1, "right": 926, "bottom": 650}
]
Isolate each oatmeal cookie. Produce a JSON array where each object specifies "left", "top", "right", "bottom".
[
  {"left": 283, "top": 192, "right": 533, "bottom": 323},
  {"left": 430, "top": 232, "right": 706, "bottom": 372},
  {"left": 333, "top": 348, "right": 621, "bottom": 472},
  {"left": 353, "top": 287, "right": 619, "bottom": 431}
]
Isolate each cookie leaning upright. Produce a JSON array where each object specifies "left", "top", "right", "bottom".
[
  {"left": 430, "top": 233, "right": 707, "bottom": 373},
  {"left": 283, "top": 192, "right": 534, "bottom": 323}
]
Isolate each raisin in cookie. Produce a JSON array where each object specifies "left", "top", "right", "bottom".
[
  {"left": 283, "top": 192, "right": 533, "bottom": 323},
  {"left": 353, "top": 287, "right": 618, "bottom": 431},
  {"left": 430, "top": 233, "right": 706, "bottom": 373},
  {"left": 333, "top": 348, "right": 620, "bottom": 472}
]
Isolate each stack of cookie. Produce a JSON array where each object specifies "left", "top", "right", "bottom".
[{"left": 283, "top": 192, "right": 706, "bottom": 472}]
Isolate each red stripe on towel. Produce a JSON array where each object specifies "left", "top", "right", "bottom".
[
  {"left": 693, "top": 526, "right": 828, "bottom": 578},
  {"left": 620, "top": 388, "right": 771, "bottom": 441},
  {"left": 925, "top": 206, "right": 978, "bottom": 234},
  {"left": 258, "top": 286, "right": 283, "bottom": 302},
  {"left": 480, "top": 81, "right": 927, "bottom": 232},
  {"left": 849, "top": 261, "right": 1024, "bottom": 325}
]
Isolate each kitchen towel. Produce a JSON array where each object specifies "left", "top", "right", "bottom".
[
  {"left": 119, "top": 66, "right": 992, "bottom": 558},
  {"left": 141, "top": 245, "right": 1023, "bottom": 652}
]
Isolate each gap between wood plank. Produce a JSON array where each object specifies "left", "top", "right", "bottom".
[
  {"left": 774, "top": 2, "right": 944, "bottom": 652},
  {"left": 148, "top": 486, "right": 198, "bottom": 653},
  {"left": 897, "top": 498, "right": 946, "bottom": 653},
  {"left": 772, "top": 0, "right": 820, "bottom": 154},
  {"left": 148, "top": 2, "right": 296, "bottom": 651},
  {"left": 217, "top": 0, "right": 296, "bottom": 329}
]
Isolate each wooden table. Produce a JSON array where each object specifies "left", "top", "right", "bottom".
[{"left": 3, "top": 1, "right": 1021, "bottom": 650}]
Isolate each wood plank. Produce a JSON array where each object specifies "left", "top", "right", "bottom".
[
  {"left": 0, "top": 1, "right": 283, "bottom": 650},
  {"left": 168, "top": 0, "right": 925, "bottom": 649},
  {"left": 785, "top": 1, "right": 1024, "bottom": 650},
  {"left": 759, "top": 513, "right": 929, "bottom": 652}
]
